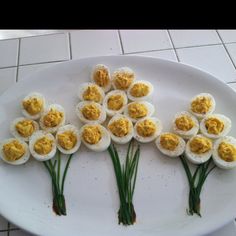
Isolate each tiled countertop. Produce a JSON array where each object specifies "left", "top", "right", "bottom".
[{"left": 0, "top": 30, "right": 236, "bottom": 236}]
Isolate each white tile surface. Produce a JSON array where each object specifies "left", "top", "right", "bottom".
[
  {"left": 0, "top": 215, "right": 7, "bottom": 230},
  {"left": 0, "top": 39, "right": 18, "bottom": 68},
  {"left": 218, "top": 30, "right": 236, "bottom": 43},
  {"left": 225, "top": 43, "right": 236, "bottom": 65},
  {"left": 128, "top": 49, "right": 178, "bottom": 62},
  {"left": 9, "top": 230, "right": 32, "bottom": 236},
  {"left": 19, "top": 33, "right": 70, "bottom": 65},
  {"left": 18, "top": 62, "right": 61, "bottom": 81},
  {"left": 177, "top": 45, "right": 236, "bottom": 83},
  {"left": 169, "top": 30, "right": 221, "bottom": 48},
  {"left": 0, "top": 67, "right": 16, "bottom": 95},
  {"left": 120, "top": 30, "right": 172, "bottom": 53},
  {"left": 70, "top": 30, "right": 121, "bottom": 59}
]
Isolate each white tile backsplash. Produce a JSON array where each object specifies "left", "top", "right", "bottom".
[
  {"left": 19, "top": 33, "right": 70, "bottom": 65},
  {"left": 218, "top": 30, "right": 236, "bottom": 43},
  {"left": 70, "top": 30, "right": 121, "bottom": 59},
  {"left": 0, "top": 39, "right": 19, "bottom": 68},
  {"left": 9, "top": 230, "right": 32, "bottom": 236},
  {"left": 0, "top": 67, "right": 16, "bottom": 95},
  {"left": 120, "top": 30, "right": 172, "bottom": 53},
  {"left": 128, "top": 49, "right": 178, "bottom": 62},
  {"left": 0, "top": 215, "right": 8, "bottom": 230},
  {"left": 169, "top": 30, "right": 221, "bottom": 48},
  {"left": 177, "top": 45, "right": 236, "bottom": 83},
  {"left": 224, "top": 43, "right": 236, "bottom": 65}
]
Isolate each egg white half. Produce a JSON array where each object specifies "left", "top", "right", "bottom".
[
  {"left": 75, "top": 101, "right": 106, "bottom": 124},
  {"left": 212, "top": 136, "right": 236, "bottom": 169},
  {"left": 0, "top": 138, "right": 30, "bottom": 165},
  {"left": 21, "top": 92, "right": 46, "bottom": 120},
  {"left": 56, "top": 124, "right": 81, "bottom": 155},
  {"left": 200, "top": 113, "right": 231, "bottom": 139},
  {"left": 29, "top": 130, "right": 57, "bottom": 161}
]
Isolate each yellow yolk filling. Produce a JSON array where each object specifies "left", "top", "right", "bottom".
[
  {"left": 160, "top": 133, "right": 179, "bottom": 151},
  {"left": 114, "top": 72, "right": 134, "bottom": 90},
  {"left": 82, "top": 126, "right": 102, "bottom": 144},
  {"left": 108, "top": 118, "right": 130, "bottom": 137},
  {"left": 57, "top": 131, "right": 77, "bottom": 150},
  {"left": 128, "top": 103, "right": 148, "bottom": 119},
  {"left": 83, "top": 85, "right": 102, "bottom": 103},
  {"left": 43, "top": 109, "right": 63, "bottom": 128},
  {"left": 3, "top": 140, "right": 25, "bottom": 161},
  {"left": 23, "top": 97, "right": 43, "bottom": 115},
  {"left": 218, "top": 142, "right": 236, "bottom": 162},
  {"left": 82, "top": 104, "right": 101, "bottom": 120},
  {"left": 34, "top": 137, "right": 53, "bottom": 155},
  {"left": 136, "top": 119, "right": 156, "bottom": 137},
  {"left": 94, "top": 68, "right": 110, "bottom": 87},
  {"left": 130, "top": 83, "right": 149, "bottom": 97},
  {"left": 107, "top": 95, "right": 124, "bottom": 110},
  {"left": 189, "top": 137, "right": 212, "bottom": 154},
  {"left": 175, "top": 115, "right": 194, "bottom": 131},
  {"left": 205, "top": 117, "right": 224, "bottom": 135},
  {"left": 15, "top": 120, "right": 35, "bottom": 137},
  {"left": 191, "top": 96, "right": 212, "bottom": 114}
]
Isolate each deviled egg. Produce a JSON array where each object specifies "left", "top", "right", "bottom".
[
  {"left": 124, "top": 101, "right": 155, "bottom": 123},
  {"left": 111, "top": 67, "right": 135, "bottom": 91},
  {"left": 56, "top": 124, "right": 81, "bottom": 154},
  {"left": 0, "top": 138, "right": 30, "bottom": 165},
  {"left": 185, "top": 134, "right": 213, "bottom": 164},
  {"left": 91, "top": 64, "right": 111, "bottom": 92},
  {"left": 107, "top": 114, "right": 134, "bottom": 144},
  {"left": 80, "top": 123, "right": 110, "bottom": 152},
  {"left": 127, "top": 80, "right": 153, "bottom": 102},
  {"left": 212, "top": 136, "right": 236, "bottom": 169},
  {"left": 39, "top": 104, "right": 65, "bottom": 133},
  {"left": 134, "top": 117, "right": 162, "bottom": 143},
  {"left": 172, "top": 111, "right": 199, "bottom": 139},
  {"left": 155, "top": 132, "right": 185, "bottom": 157},
  {"left": 103, "top": 90, "right": 128, "bottom": 117},
  {"left": 200, "top": 114, "right": 231, "bottom": 139},
  {"left": 21, "top": 92, "right": 46, "bottom": 120},
  {"left": 10, "top": 117, "right": 39, "bottom": 142},
  {"left": 78, "top": 82, "right": 105, "bottom": 104},
  {"left": 189, "top": 93, "right": 215, "bottom": 119},
  {"left": 76, "top": 101, "right": 106, "bottom": 124},
  {"left": 29, "top": 131, "right": 57, "bottom": 161}
]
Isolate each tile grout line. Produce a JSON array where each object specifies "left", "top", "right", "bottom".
[
  {"left": 16, "top": 38, "right": 21, "bottom": 82},
  {"left": 216, "top": 30, "right": 236, "bottom": 71},
  {"left": 167, "top": 30, "right": 180, "bottom": 62},
  {"left": 117, "top": 30, "right": 124, "bottom": 54},
  {"left": 68, "top": 32, "right": 73, "bottom": 60},
  {"left": 7, "top": 222, "right": 10, "bottom": 236}
]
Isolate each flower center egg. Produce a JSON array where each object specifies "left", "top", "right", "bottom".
[
  {"left": 94, "top": 68, "right": 109, "bottom": 87},
  {"left": 15, "top": 120, "right": 35, "bottom": 137},
  {"left": 23, "top": 97, "right": 43, "bottom": 115},
  {"left": 130, "top": 83, "right": 149, "bottom": 97},
  {"left": 83, "top": 85, "right": 102, "bottom": 103},
  {"left": 190, "top": 137, "right": 212, "bottom": 154},
  {"left": 191, "top": 96, "right": 212, "bottom": 114},
  {"left": 114, "top": 72, "right": 134, "bottom": 90},
  {"left": 107, "top": 95, "right": 124, "bottom": 111},
  {"left": 108, "top": 118, "right": 130, "bottom": 137},
  {"left": 58, "top": 131, "right": 77, "bottom": 150},
  {"left": 175, "top": 115, "right": 194, "bottom": 131},
  {"left": 34, "top": 137, "right": 53, "bottom": 155},
  {"left": 43, "top": 109, "right": 63, "bottom": 128},
  {"left": 82, "top": 103, "right": 101, "bottom": 120},
  {"left": 3, "top": 140, "right": 25, "bottom": 161},
  {"left": 218, "top": 142, "right": 236, "bottom": 162},
  {"left": 128, "top": 103, "right": 148, "bottom": 119},
  {"left": 82, "top": 126, "right": 102, "bottom": 144},
  {"left": 137, "top": 119, "right": 156, "bottom": 137},
  {"left": 205, "top": 117, "right": 224, "bottom": 135},
  {"left": 160, "top": 133, "right": 179, "bottom": 151}
]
